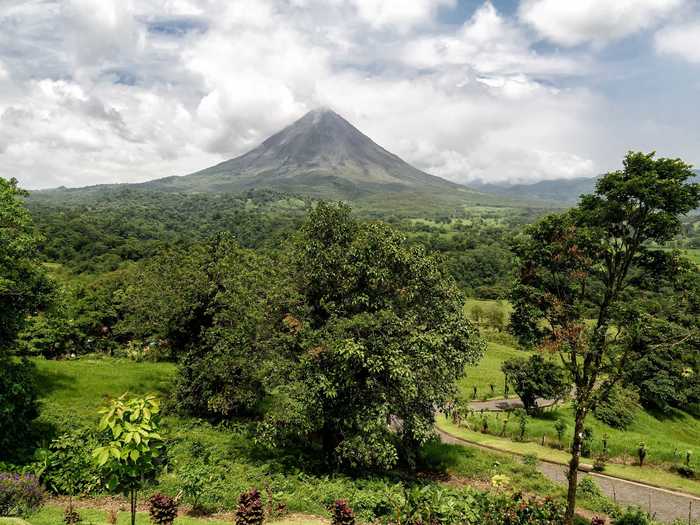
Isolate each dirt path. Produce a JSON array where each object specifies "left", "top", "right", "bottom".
[{"left": 438, "top": 428, "right": 700, "bottom": 524}]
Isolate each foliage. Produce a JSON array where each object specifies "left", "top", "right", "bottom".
[
  {"left": 593, "top": 384, "right": 639, "bottom": 430},
  {"left": 477, "top": 491, "right": 565, "bottom": 525},
  {"left": 147, "top": 493, "right": 178, "bottom": 525},
  {"left": 614, "top": 508, "right": 653, "bottom": 525},
  {"left": 92, "top": 394, "right": 164, "bottom": 525},
  {"left": 330, "top": 499, "right": 355, "bottom": 525},
  {"left": 260, "top": 203, "right": 485, "bottom": 470},
  {"left": 509, "top": 152, "right": 700, "bottom": 522},
  {"left": 119, "top": 234, "right": 275, "bottom": 419},
  {"left": 35, "top": 430, "right": 101, "bottom": 495},
  {"left": 0, "top": 177, "right": 53, "bottom": 355},
  {"left": 0, "top": 473, "right": 44, "bottom": 517},
  {"left": 0, "top": 360, "right": 39, "bottom": 462},
  {"left": 235, "top": 489, "right": 264, "bottom": 525},
  {"left": 501, "top": 355, "right": 569, "bottom": 414},
  {"left": 0, "top": 177, "right": 51, "bottom": 461}
]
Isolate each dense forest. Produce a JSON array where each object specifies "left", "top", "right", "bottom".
[{"left": 2, "top": 152, "right": 700, "bottom": 525}]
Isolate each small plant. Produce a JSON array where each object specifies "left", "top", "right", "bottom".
[
  {"left": 522, "top": 453, "right": 538, "bottom": 467},
  {"left": 515, "top": 409, "right": 527, "bottom": 440},
  {"left": 614, "top": 508, "right": 652, "bottom": 525},
  {"left": 0, "top": 472, "right": 45, "bottom": 517},
  {"left": 500, "top": 418, "right": 508, "bottom": 437},
  {"left": 489, "top": 383, "right": 496, "bottom": 396},
  {"left": 235, "top": 488, "right": 264, "bottom": 525},
  {"left": 472, "top": 385, "right": 478, "bottom": 400},
  {"left": 593, "top": 456, "right": 606, "bottom": 472},
  {"left": 148, "top": 493, "right": 178, "bottom": 525},
  {"left": 581, "top": 427, "right": 593, "bottom": 458},
  {"left": 602, "top": 433, "right": 609, "bottom": 456},
  {"left": 637, "top": 442, "right": 647, "bottom": 467},
  {"left": 63, "top": 501, "right": 81, "bottom": 524},
  {"left": 672, "top": 465, "right": 696, "bottom": 479},
  {"left": 577, "top": 477, "right": 602, "bottom": 500},
  {"left": 685, "top": 450, "right": 693, "bottom": 466},
  {"left": 554, "top": 419, "right": 566, "bottom": 446},
  {"left": 590, "top": 517, "right": 605, "bottom": 525},
  {"left": 330, "top": 499, "right": 355, "bottom": 525},
  {"left": 481, "top": 416, "right": 489, "bottom": 433}
]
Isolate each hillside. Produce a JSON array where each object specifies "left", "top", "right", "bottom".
[{"left": 472, "top": 170, "right": 700, "bottom": 206}]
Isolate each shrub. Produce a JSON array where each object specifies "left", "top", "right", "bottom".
[
  {"left": 671, "top": 465, "right": 695, "bottom": 479},
  {"left": 38, "top": 430, "right": 101, "bottom": 495},
  {"left": 331, "top": 499, "right": 355, "bottom": 525},
  {"left": 235, "top": 488, "right": 264, "bottom": 525},
  {"left": 594, "top": 385, "right": 639, "bottom": 430},
  {"left": 501, "top": 355, "right": 569, "bottom": 414},
  {"left": 581, "top": 428, "right": 593, "bottom": 458},
  {"left": 577, "top": 478, "right": 603, "bottom": 500},
  {"left": 148, "top": 493, "right": 178, "bottom": 525},
  {"left": 637, "top": 443, "right": 647, "bottom": 467},
  {"left": 63, "top": 502, "right": 81, "bottom": 524},
  {"left": 523, "top": 453, "right": 538, "bottom": 467},
  {"left": 0, "top": 473, "right": 44, "bottom": 516},
  {"left": 478, "top": 491, "right": 565, "bottom": 525},
  {"left": 614, "top": 508, "right": 652, "bottom": 525},
  {"left": 590, "top": 518, "right": 605, "bottom": 525},
  {"left": 554, "top": 419, "right": 566, "bottom": 445},
  {"left": 0, "top": 359, "right": 39, "bottom": 461}
]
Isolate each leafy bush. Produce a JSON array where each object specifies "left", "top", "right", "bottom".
[
  {"left": 36, "top": 430, "right": 101, "bottom": 495},
  {"left": 614, "top": 508, "right": 653, "bottom": 525},
  {"left": 593, "top": 385, "right": 639, "bottom": 430},
  {"left": 502, "top": 355, "right": 569, "bottom": 414},
  {"left": 0, "top": 359, "right": 39, "bottom": 461},
  {"left": 577, "top": 478, "right": 603, "bottom": 500},
  {"left": 477, "top": 491, "right": 565, "bottom": 525},
  {"left": 330, "top": 499, "right": 355, "bottom": 525},
  {"left": 0, "top": 473, "right": 44, "bottom": 516},
  {"left": 671, "top": 465, "right": 695, "bottom": 479},
  {"left": 148, "top": 493, "right": 178, "bottom": 525},
  {"left": 235, "top": 488, "right": 264, "bottom": 525},
  {"left": 402, "top": 484, "right": 478, "bottom": 525}
]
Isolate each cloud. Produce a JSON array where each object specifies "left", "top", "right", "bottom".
[
  {"left": 0, "top": 0, "right": 698, "bottom": 190},
  {"left": 655, "top": 20, "right": 700, "bottom": 63},
  {"left": 519, "top": 0, "right": 684, "bottom": 46},
  {"left": 349, "top": 0, "right": 455, "bottom": 31}
]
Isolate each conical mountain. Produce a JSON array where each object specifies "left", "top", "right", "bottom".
[{"left": 142, "top": 108, "right": 464, "bottom": 199}]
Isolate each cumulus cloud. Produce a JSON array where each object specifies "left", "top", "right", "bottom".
[
  {"left": 519, "top": 0, "right": 684, "bottom": 46},
  {"left": 0, "top": 0, "right": 698, "bottom": 189},
  {"left": 655, "top": 20, "right": 700, "bottom": 63}
]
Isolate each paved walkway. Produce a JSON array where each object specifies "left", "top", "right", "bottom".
[
  {"left": 468, "top": 396, "right": 557, "bottom": 412},
  {"left": 438, "top": 428, "right": 700, "bottom": 524}
]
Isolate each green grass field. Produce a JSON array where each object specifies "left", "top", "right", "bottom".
[
  {"left": 457, "top": 342, "right": 529, "bottom": 400},
  {"left": 29, "top": 356, "right": 587, "bottom": 518}
]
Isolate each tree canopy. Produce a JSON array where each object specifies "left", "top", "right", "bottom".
[{"left": 260, "top": 203, "right": 485, "bottom": 470}]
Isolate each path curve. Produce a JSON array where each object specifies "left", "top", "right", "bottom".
[
  {"left": 438, "top": 428, "right": 700, "bottom": 524},
  {"left": 468, "top": 396, "right": 557, "bottom": 412}
]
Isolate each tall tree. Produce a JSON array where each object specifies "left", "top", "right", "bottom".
[
  {"left": 510, "top": 152, "right": 700, "bottom": 524},
  {"left": 261, "top": 203, "right": 484, "bottom": 470},
  {"left": 0, "top": 177, "right": 53, "bottom": 459}
]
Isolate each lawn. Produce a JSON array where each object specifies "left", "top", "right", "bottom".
[
  {"left": 457, "top": 342, "right": 529, "bottom": 400},
  {"left": 28, "top": 357, "right": 590, "bottom": 519},
  {"left": 33, "top": 357, "right": 176, "bottom": 425},
  {"left": 438, "top": 415, "right": 700, "bottom": 497}
]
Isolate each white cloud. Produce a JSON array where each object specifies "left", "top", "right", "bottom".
[
  {"left": 519, "top": 0, "right": 684, "bottom": 46},
  {"left": 0, "top": 0, "right": 698, "bottom": 190},
  {"left": 349, "top": 0, "right": 455, "bottom": 30},
  {"left": 655, "top": 20, "right": 700, "bottom": 63}
]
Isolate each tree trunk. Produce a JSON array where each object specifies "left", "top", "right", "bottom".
[
  {"left": 564, "top": 407, "right": 586, "bottom": 525},
  {"left": 131, "top": 488, "right": 136, "bottom": 525}
]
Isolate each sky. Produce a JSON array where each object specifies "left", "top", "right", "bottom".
[{"left": 1, "top": 0, "right": 700, "bottom": 189}]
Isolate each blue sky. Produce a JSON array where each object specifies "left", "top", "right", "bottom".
[{"left": 1, "top": 0, "right": 699, "bottom": 189}]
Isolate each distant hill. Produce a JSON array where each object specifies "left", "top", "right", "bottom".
[{"left": 471, "top": 170, "right": 700, "bottom": 205}]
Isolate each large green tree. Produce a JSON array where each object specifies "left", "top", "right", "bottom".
[
  {"left": 510, "top": 152, "right": 700, "bottom": 524},
  {"left": 0, "top": 177, "right": 53, "bottom": 459},
  {"left": 119, "top": 233, "right": 278, "bottom": 418},
  {"left": 261, "top": 203, "right": 484, "bottom": 470}
]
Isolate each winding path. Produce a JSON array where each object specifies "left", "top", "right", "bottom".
[{"left": 438, "top": 428, "right": 700, "bottom": 524}]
